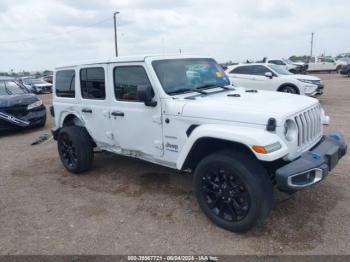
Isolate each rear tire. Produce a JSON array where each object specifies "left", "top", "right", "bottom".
[
  {"left": 57, "top": 126, "right": 94, "bottom": 174},
  {"left": 193, "top": 150, "right": 274, "bottom": 233},
  {"left": 279, "top": 85, "right": 298, "bottom": 94}
]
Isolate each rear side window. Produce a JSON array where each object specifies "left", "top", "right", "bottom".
[
  {"left": 80, "top": 67, "right": 105, "bottom": 100},
  {"left": 55, "top": 70, "right": 75, "bottom": 98},
  {"left": 114, "top": 66, "right": 151, "bottom": 102}
]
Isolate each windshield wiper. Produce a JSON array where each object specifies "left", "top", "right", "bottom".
[
  {"left": 196, "top": 84, "right": 234, "bottom": 91},
  {"left": 168, "top": 88, "right": 208, "bottom": 95}
]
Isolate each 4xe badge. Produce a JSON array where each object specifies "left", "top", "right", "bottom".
[{"left": 165, "top": 142, "right": 179, "bottom": 152}]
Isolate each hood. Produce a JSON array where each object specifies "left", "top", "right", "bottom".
[
  {"left": 177, "top": 87, "right": 318, "bottom": 126},
  {"left": 283, "top": 74, "right": 320, "bottom": 81},
  {"left": 0, "top": 94, "right": 38, "bottom": 109}
]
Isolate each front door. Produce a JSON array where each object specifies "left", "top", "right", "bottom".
[{"left": 109, "top": 63, "right": 163, "bottom": 157}]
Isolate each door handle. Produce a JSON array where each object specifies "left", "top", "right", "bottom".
[
  {"left": 82, "top": 108, "right": 93, "bottom": 113},
  {"left": 111, "top": 111, "right": 125, "bottom": 117}
]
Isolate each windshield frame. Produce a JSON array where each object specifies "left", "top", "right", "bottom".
[{"left": 151, "top": 58, "right": 230, "bottom": 96}]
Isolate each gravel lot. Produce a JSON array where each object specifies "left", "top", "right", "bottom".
[{"left": 0, "top": 74, "right": 349, "bottom": 255}]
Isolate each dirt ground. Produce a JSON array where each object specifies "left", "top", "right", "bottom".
[{"left": 0, "top": 74, "right": 349, "bottom": 255}]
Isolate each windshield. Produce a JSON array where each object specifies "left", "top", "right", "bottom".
[
  {"left": 267, "top": 64, "right": 293, "bottom": 75},
  {"left": 152, "top": 58, "right": 230, "bottom": 95},
  {"left": 282, "top": 59, "right": 293, "bottom": 65},
  {"left": 1, "top": 81, "right": 28, "bottom": 95}
]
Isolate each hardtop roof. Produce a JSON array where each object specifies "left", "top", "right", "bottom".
[{"left": 55, "top": 54, "right": 211, "bottom": 69}]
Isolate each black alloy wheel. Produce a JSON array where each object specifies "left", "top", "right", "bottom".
[
  {"left": 58, "top": 132, "right": 78, "bottom": 169},
  {"left": 201, "top": 168, "right": 250, "bottom": 222}
]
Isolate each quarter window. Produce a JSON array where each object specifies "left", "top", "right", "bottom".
[
  {"left": 55, "top": 70, "right": 75, "bottom": 98},
  {"left": 114, "top": 66, "right": 152, "bottom": 102},
  {"left": 80, "top": 67, "right": 106, "bottom": 100}
]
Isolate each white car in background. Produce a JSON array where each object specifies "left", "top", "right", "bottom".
[
  {"left": 307, "top": 57, "right": 337, "bottom": 72},
  {"left": 226, "top": 63, "right": 324, "bottom": 97},
  {"left": 264, "top": 58, "right": 306, "bottom": 74}
]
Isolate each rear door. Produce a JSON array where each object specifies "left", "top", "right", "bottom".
[{"left": 78, "top": 65, "right": 113, "bottom": 146}]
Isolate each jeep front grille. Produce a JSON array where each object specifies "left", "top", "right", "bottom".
[{"left": 294, "top": 105, "right": 322, "bottom": 148}]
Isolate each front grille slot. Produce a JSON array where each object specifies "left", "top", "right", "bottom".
[{"left": 294, "top": 105, "right": 322, "bottom": 148}]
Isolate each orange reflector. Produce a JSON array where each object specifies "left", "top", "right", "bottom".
[{"left": 252, "top": 145, "right": 268, "bottom": 154}]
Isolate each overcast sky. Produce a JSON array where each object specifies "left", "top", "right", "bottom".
[{"left": 0, "top": 0, "right": 349, "bottom": 71}]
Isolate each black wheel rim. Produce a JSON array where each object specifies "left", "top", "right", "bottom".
[
  {"left": 58, "top": 133, "right": 78, "bottom": 169},
  {"left": 201, "top": 168, "right": 250, "bottom": 222}
]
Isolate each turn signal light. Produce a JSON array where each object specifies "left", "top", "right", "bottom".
[
  {"left": 252, "top": 142, "right": 282, "bottom": 154},
  {"left": 252, "top": 146, "right": 268, "bottom": 154}
]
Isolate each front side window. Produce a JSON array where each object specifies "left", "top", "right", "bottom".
[
  {"left": 249, "top": 65, "right": 273, "bottom": 76},
  {"left": 230, "top": 66, "right": 252, "bottom": 74},
  {"left": 56, "top": 70, "right": 75, "bottom": 98},
  {"left": 80, "top": 67, "right": 105, "bottom": 100},
  {"left": 152, "top": 58, "right": 230, "bottom": 95},
  {"left": 114, "top": 66, "right": 152, "bottom": 102}
]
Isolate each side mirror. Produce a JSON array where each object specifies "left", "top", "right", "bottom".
[
  {"left": 137, "top": 85, "right": 157, "bottom": 107},
  {"left": 265, "top": 72, "right": 273, "bottom": 79}
]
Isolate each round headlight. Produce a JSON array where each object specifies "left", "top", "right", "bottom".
[{"left": 284, "top": 119, "right": 298, "bottom": 142}]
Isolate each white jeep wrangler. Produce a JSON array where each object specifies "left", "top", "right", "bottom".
[{"left": 51, "top": 55, "right": 347, "bottom": 232}]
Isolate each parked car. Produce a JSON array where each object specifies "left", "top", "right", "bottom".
[
  {"left": 22, "top": 78, "right": 53, "bottom": 94},
  {"left": 307, "top": 56, "right": 338, "bottom": 72},
  {"left": 43, "top": 75, "right": 53, "bottom": 84},
  {"left": 226, "top": 63, "right": 324, "bottom": 97},
  {"left": 263, "top": 58, "right": 307, "bottom": 74},
  {"left": 51, "top": 55, "right": 347, "bottom": 233},
  {"left": 336, "top": 58, "right": 350, "bottom": 73},
  {"left": 335, "top": 53, "right": 350, "bottom": 60},
  {"left": 339, "top": 64, "right": 350, "bottom": 77},
  {"left": 0, "top": 78, "right": 46, "bottom": 131}
]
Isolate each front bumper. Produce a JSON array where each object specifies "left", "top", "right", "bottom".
[
  {"left": 275, "top": 132, "right": 347, "bottom": 193},
  {"left": 0, "top": 105, "right": 46, "bottom": 131},
  {"left": 307, "top": 84, "right": 324, "bottom": 97}
]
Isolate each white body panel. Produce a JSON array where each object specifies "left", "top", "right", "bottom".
[
  {"left": 307, "top": 57, "right": 337, "bottom": 72},
  {"left": 53, "top": 55, "right": 324, "bottom": 171}
]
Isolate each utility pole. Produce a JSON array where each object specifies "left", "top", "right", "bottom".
[
  {"left": 310, "top": 32, "right": 314, "bottom": 59},
  {"left": 114, "top": 11, "right": 120, "bottom": 57}
]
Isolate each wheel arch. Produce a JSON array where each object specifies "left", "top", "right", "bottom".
[{"left": 181, "top": 137, "right": 256, "bottom": 172}]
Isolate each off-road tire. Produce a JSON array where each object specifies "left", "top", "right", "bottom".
[
  {"left": 193, "top": 149, "right": 274, "bottom": 233},
  {"left": 57, "top": 126, "right": 94, "bottom": 174},
  {"left": 279, "top": 85, "right": 298, "bottom": 94}
]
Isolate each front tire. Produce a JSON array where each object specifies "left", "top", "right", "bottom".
[
  {"left": 193, "top": 150, "right": 274, "bottom": 233},
  {"left": 57, "top": 126, "right": 94, "bottom": 174},
  {"left": 279, "top": 85, "right": 298, "bottom": 94}
]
